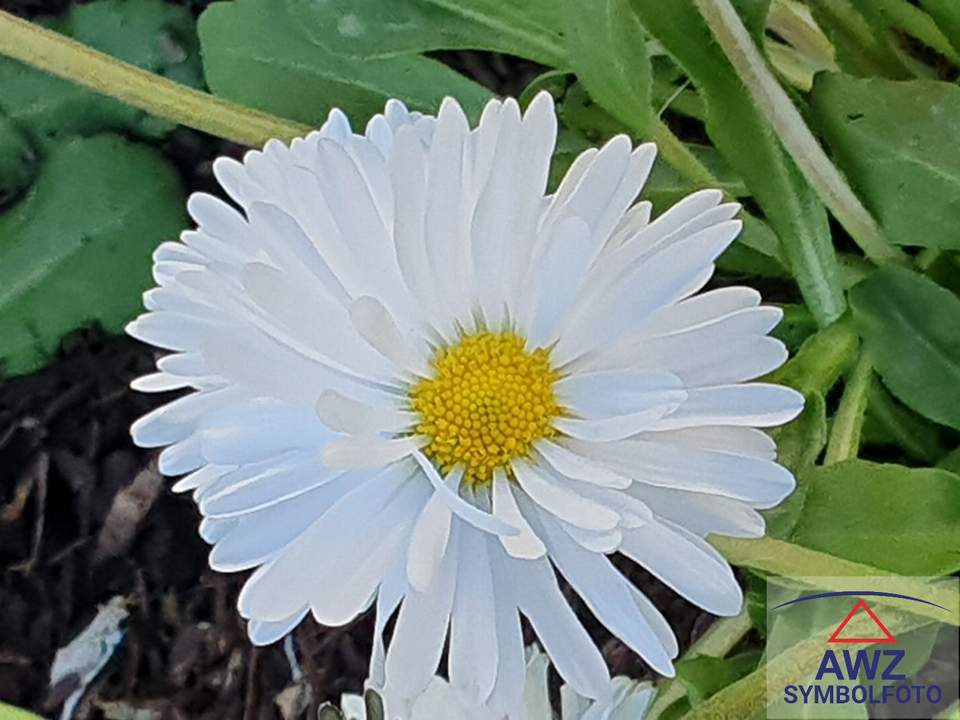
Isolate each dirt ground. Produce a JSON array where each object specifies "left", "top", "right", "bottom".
[{"left": 0, "top": 2, "right": 713, "bottom": 717}]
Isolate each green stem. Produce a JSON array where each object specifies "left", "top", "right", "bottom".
[
  {"left": 649, "top": 120, "right": 719, "bottom": 188},
  {"left": 765, "top": 316, "right": 859, "bottom": 396},
  {"left": 823, "top": 350, "right": 873, "bottom": 464},
  {"left": 694, "top": 0, "right": 910, "bottom": 267},
  {"left": 647, "top": 611, "right": 753, "bottom": 720},
  {"left": 0, "top": 9, "right": 310, "bottom": 147}
]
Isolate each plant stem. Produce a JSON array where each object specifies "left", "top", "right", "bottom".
[
  {"left": 823, "top": 350, "right": 873, "bottom": 464},
  {"left": 694, "top": 0, "right": 910, "bottom": 267},
  {"left": 647, "top": 611, "right": 753, "bottom": 720},
  {"left": 0, "top": 9, "right": 310, "bottom": 147},
  {"left": 649, "top": 120, "right": 718, "bottom": 187}
]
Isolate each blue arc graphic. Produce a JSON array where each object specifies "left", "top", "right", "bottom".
[{"left": 771, "top": 590, "right": 949, "bottom": 612}]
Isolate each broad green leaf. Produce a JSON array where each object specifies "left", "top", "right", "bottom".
[
  {"left": 561, "top": 0, "right": 652, "bottom": 135},
  {"left": 676, "top": 652, "right": 761, "bottom": 706},
  {"left": 199, "top": 0, "right": 491, "bottom": 128},
  {"left": 285, "top": 0, "right": 565, "bottom": 66},
  {"left": 0, "top": 135, "right": 185, "bottom": 376},
  {"left": 850, "top": 266, "right": 960, "bottom": 431},
  {"left": 812, "top": 75, "right": 960, "bottom": 251},
  {"left": 0, "top": 113, "right": 35, "bottom": 206},
  {"left": 631, "top": 0, "right": 845, "bottom": 326},
  {"left": 0, "top": 0, "right": 202, "bottom": 152},
  {"left": 919, "top": 0, "right": 960, "bottom": 55},
  {"left": 790, "top": 460, "right": 960, "bottom": 575}
]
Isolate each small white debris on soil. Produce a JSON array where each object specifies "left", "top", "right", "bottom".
[{"left": 48, "top": 596, "right": 128, "bottom": 720}]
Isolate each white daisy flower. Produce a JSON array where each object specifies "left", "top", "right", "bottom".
[
  {"left": 129, "top": 92, "right": 801, "bottom": 714},
  {"left": 340, "top": 646, "right": 656, "bottom": 720}
]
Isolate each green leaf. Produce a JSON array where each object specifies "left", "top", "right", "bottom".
[
  {"left": 285, "top": 0, "right": 566, "bottom": 66},
  {"left": 0, "top": 134, "right": 185, "bottom": 376},
  {"left": 0, "top": 0, "right": 202, "bottom": 152},
  {"left": 919, "top": 0, "right": 960, "bottom": 55},
  {"left": 199, "top": 0, "right": 491, "bottom": 128},
  {"left": 812, "top": 74, "right": 960, "bottom": 251},
  {"left": 631, "top": 0, "right": 845, "bottom": 326},
  {"left": 789, "top": 460, "right": 960, "bottom": 575},
  {"left": 0, "top": 113, "right": 36, "bottom": 206},
  {"left": 676, "top": 652, "right": 761, "bottom": 706},
  {"left": 561, "top": 0, "right": 652, "bottom": 135},
  {"left": 850, "top": 265, "right": 960, "bottom": 430},
  {"left": 863, "top": 383, "right": 950, "bottom": 464}
]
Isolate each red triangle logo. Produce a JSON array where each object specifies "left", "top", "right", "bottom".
[{"left": 827, "top": 599, "right": 896, "bottom": 643}]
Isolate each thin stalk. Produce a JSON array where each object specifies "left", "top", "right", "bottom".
[
  {"left": 694, "top": 0, "right": 910, "bottom": 266},
  {"left": 649, "top": 120, "right": 719, "bottom": 188},
  {"left": 646, "top": 611, "right": 753, "bottom": 720},
  {"left": 0, "top": 9, "right": 310, "bottom": 147},
  {"left": 823, "top": 350, "right": 873, "bottom": 464}
]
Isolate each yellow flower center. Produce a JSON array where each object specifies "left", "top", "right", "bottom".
[{"left": 410, "top": 331, "right": 562, "bottom": 486}]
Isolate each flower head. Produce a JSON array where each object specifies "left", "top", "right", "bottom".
[{"left": 129, "top": 92, "right": 801, "bottom": 716}]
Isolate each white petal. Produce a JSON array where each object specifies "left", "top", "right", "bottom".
[
  {"left": 655, "top": 384, "right": 804, "bottom": 429},
  {"left": 385, "top": 523, "right": 460, "bottom": 698},
  {"left": 538, "top": 516, "right": 676, "bottom": 676},
  {"left": 535, "top": 441, "right": 631, "bottom": 490},
  {"left": 309, "top": 479, "right": 428, "bottom": 627},
  {"left": 448, "top": 527, "right": 499, "bottom": 705},
  {"left": 316, "top": 390, "right": 414, "bottom": 435},
  {"left": 406, "top": 491, "right": 453, "bottom": 592},
  {"left": 412, "top": 454, "right": 519, "bottom": 536},
  {"left": 568, "top": 438, "right": 795, "bottom": 507},
  {"left": 513, "top": 460, "right": 619, "bottom": 531},
  {"left": 323, "top": 436, "right": 427, "bottom": 469},
  {"left": 556, "top": 369, "right": 685, "bottom": 418},
  {"left": 620, "top": 517, "right": 743, "bottom": 616},
  {"left": 247, "top": 608, "right": 308, "bottom": 646},
  {"left": 349, "top": 296, "right": 431, "bottom": 377},
  {"left": 492, "top": 470, "right": 547, "bottom": 559},
  {"left": 509, "top": 557, "right": 610, "bottom": 700}
]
